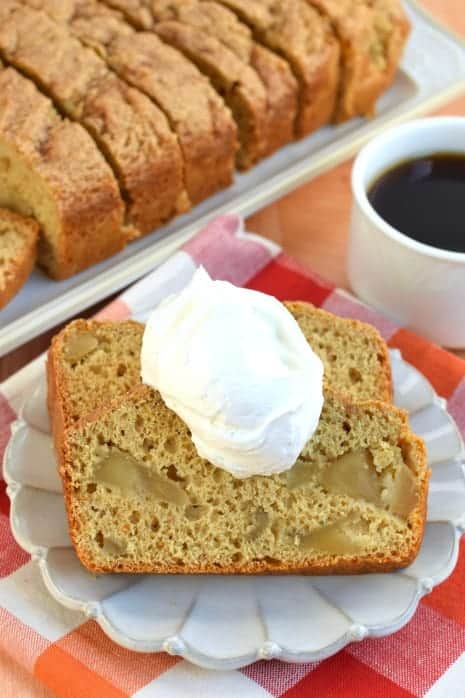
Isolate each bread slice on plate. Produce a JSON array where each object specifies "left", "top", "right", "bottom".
[
  {"left": 47, "top": 303, "right": 391, "bottom": 458},
  {"left": 61, "top": 384, "right": 428, "bottom": 574},
  {"left": 103, "top": 0, "right": 339, "bottom": 138},
  {"left": 0, "top": 207, "right": 39, "bottom": 309}
]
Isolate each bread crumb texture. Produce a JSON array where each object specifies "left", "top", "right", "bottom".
[
  {"left": 285, "top": 302, "right": 392, "bottom": 402},
  {"left": 49, "top": 319, "right": 144, "bottom": 429},
  {"left": 62, "top": 385, "right": 428, "bottom": 574}
]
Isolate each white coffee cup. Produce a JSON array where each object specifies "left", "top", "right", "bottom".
[{"left": 348, "top": 117, "right": 465, "bottom": 348}]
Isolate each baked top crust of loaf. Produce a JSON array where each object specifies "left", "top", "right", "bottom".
[
  {"left": 0, "top": 207, "right": 39, "bottom": 308},
  {"left": 0, "top": 65, "right": 126, "bottom": 279},
  {"left": 40, "top": 0, "right": 238, "bottom": 205},
  {"left": 7, "top": 0, "right": 409, "bottom": 282},
  {"left": 100, "top": 0, "right": 155, "bottom": 29},
  {"left": 208, "top": 0, "right": 340, "bottom": 136},
  {"left": 147, "top": 0, "right": 298, "bottom": 166},
  {"left": 24, "top": 0, "right": 259, "bottom": 180},
  {"left": 0, "top": 0, "right": 188, "bottom": 235},
  {"left": 105, "top": 0, "right": 339, "bottom": 137},
  {"left": 306, "top": 0, "right": 410, "bottom": 121},
  {"left": 61, "top": 384, "right": 428, "bottom": 575}
]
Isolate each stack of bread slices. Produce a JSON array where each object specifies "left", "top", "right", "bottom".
[
  {"left": 47, "top": 302, "right": 429, "bottom": 575},
  {"left": 0, "top": 0, "right": 409, "bottom": 307}
]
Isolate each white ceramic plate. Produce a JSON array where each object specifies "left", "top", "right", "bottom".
[
  {"left": 4, "top": 350, "right": 465, "bottom": 670},
  {"left": 2, "top": 1, "right": 465, "bottom": 356}
]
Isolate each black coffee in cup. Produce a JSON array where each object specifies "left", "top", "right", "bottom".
[{"left": 368, "top": 153, "right": 465, "bottom": 253}]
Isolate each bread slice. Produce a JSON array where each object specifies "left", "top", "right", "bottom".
[
  {"left": 47, "top": 303, "right": 391, "bottom": 462},
  {"left": 0, "top": 1, "right": 188, "bottom": 235},
  {"left": 98, "top": 0, "right": 298, "bottom": 167},
  {"left": 0, "top": 65, "right": 126, "bottom": 279},
  {"left": 0, "top": 207, "right": 39, "bottom": 308},
  {"left": 61, "top": 384, "right": 428, "bottom": 574},
  {"left": 47, "top": 319, "right": 145, "bottom": 461},
  {"left": 207, "top": 0, "right": 340, "bottom": 137},
  {"left": 306, "top": 0, "right": 410, "bottom": 121},
  {"left": 40, "top": 0, "right": 237, "bottom": 205},
  {"left": 145, "top": 0, "right": 298, "bottom": 167}
]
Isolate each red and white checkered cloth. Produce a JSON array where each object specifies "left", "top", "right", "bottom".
[{"left": 1, "top": 215, "right": 464, "bottom": 697}]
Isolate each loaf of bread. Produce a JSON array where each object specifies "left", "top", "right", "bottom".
[
  {"left": 147, "top": 0, "right": 298, "bottom": 167},
  {"left": 6, "top": 0, "right": 409, "bottom": 282},
  {"left": 307, "top": 0, "right": 411, "bottom": 121},
  {"left": 0, "top": 207, "right": 39, "bottom": 308},
  {"left": 0, "top": 1, "right": 188, "bottom": 236},
  {"left": 61, "top": 383, "right": 428, "bottom": 574},
  {"left": 47, "top": 303, "right": 392, "bottom": 462},
  {"left": 40, "top": 0, "right": 238, "bottom": 205},
  {"left": 0, "top": 64, "right": 126, "bottom": 279}
]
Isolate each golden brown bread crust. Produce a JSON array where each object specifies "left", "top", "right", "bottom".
[
  {"left": 0, "top": 1, "right": 188, "bottom": 235},
  {"left": 61, "top": 385, "right": 429, "bottom": 575},
  {"left": 209, "top": 0, "right": 340, "bottom": 136},
  {"left": 306, "top": 0, "right": 410, "bottom": 121},
  {"left": 102, "top": 31, "right": 238, "bottom": 201},
  {"left": 98, "top": 0, "right": 298, "bottom": 165},
  {"left": 148, "top": 0, "right": 298, "bottom": 165},
  {"left": 51, "top": 0, "right": 238, "bottom": 204},
  {"left": 0, "top": 66, "right": 126, "bottom": 279},
  {"left": 106, "top": 32, "right": 238, "bottom": 200},
  {"left": 154, "top": 18, "right": 268, "bottom": 169},
  {"left": 0, "top": 208, "right": 39, "bottom": 309},
  {"left": 369, "top": 0, "right": 411, "bottom": 113},
  {"left": 284, "top": 301, "right": 393, "bottom": 403},
  {"left": 101, "top": 0, "right": 154, "bottom": 28}
]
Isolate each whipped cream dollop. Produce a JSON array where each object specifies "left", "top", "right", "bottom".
[{"left": 140, "top": 267, "right": 324, "bottom": 478}]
